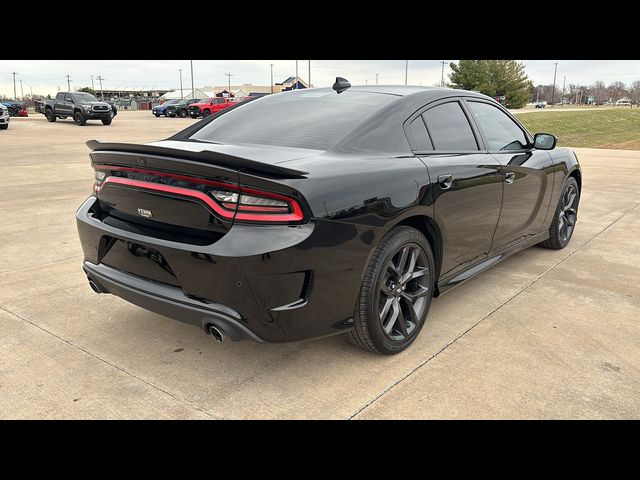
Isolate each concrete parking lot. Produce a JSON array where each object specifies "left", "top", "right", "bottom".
[{"left": 1, "top": 111, "right": 639, "bottom": 419}]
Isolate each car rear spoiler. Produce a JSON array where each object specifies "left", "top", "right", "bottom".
[{"left": 86, "top": 139, "right": 309, "bottom": 179}]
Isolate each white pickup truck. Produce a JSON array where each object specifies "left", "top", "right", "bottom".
[{"left": 0, "top": 103, "right": 10, "bottom": 130}]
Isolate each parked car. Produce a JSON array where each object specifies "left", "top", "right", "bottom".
[
  {"left": 534, "top": 101, "right": 547, "bottom": 108},
  {"left": 615, "top": 99, "right": 632, "bottom": 107},
  {"left": 42, "top": 92, "right": 117, "bottom": 126},
  {"left": 1, "top": 101, "right": 26, "bottom": 116},
  {"left": 152, "top": 99, "right": 180, "bottom": 117},
  {"left": 188, "top": 97, "right": 239, "bottom": 118},
  {"left": 77, "top": 83, "right": 581, "bottom": 355},
  {"left": 165, "top": 98, "right": 200, "bottom": 118},
  {"left": 0, "top": 103, "right": 10, "bottom": 129}
]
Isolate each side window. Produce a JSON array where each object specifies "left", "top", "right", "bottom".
[
  {"left": 467, "top": 101, "right": 528, "bottom": 151},
  {"left": 64, "top": 95, "right": 72, "bottom": 102},
  {"left": 56, "top": 93, "right": 65, "bottom": 102},
  {"left": 407, "top": 116, "right": 433, "bottom": 151},
  {"left": 422, "top": 102, "right": 478, "bottom": 151}
]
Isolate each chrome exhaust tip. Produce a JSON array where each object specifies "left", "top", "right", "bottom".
[
  {"left": 207, "top": 324, "right": 224, "bottom": 343},
  {"left": 88, "top": 279, "right": 102, "bottom": 294}
]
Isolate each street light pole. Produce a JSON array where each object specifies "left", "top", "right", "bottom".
[
  {"left": 270, "top": 64, "right": 274, "bottom": 94},
  {"left": 551, "top": 62, "right": 558, "bottom": 105},
  {"left": 190, "top": 60, "right": 194, "bottom": 98},
  {"left": 405, "top": 60, "right": 408, "bottom": 85},
  {"left": 179, "top": 69, "right": 183, "bottom": 99}
]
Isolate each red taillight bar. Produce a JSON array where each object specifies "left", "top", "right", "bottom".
[{"left": 93, "top": 165, "right": 305, "bottom": 223}]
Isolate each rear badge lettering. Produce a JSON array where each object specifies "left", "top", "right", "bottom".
[{"left": 137, "top": 208, "right": 153, "bottom": 218}]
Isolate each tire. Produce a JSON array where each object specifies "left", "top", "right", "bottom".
[
  {"left": 59, "top": 116, "right": 67, "bottom": 119},
  {"left": 168, "top": 111, "right": 176, "bottom": 118},
  {"left": 539, "top": 176, "right": 580, "bottom": 250},
  {"left": 202, "top": 109, "right": 211, "bottom": 118},
  {"left": 178, "top": 109, "right": 188, "bottom": 118},
  {"left": 45, "top": 109, "right": 56, "bottom": 122},
  {"left": 0, "top": 124, "right": 8, "bottom": 130},
  {"left": 101, "top": 117, "right": 112, "bottom": 125},
  {"left": 154, "top": 113, "right": 161, "bottom": 117},
  {"left": 349, "top": 226, "right": 435, "bottom": 355},
  {"left": 74, "top": 111, "right": 86, "bottom": 126}
]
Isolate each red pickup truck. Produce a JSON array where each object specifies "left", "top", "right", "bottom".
[{"left": 187, "top": 97, "right": 239, "bottom": 118}]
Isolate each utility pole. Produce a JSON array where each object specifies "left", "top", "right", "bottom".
[
  {"left": 91, "top": 75, "right": 95, "bottom": 91},
  {"left": 225, "top": 73, "right": 233, "bottom": 96},
  {"left": 365, "top": 79, "right": 368, "bottom": 85},
  {"left": 561, "top": 76, "right": 566, "bottom": 106},
  {"left": 440, "top": 60, "right": 446, "bottom": 87},
  {"left": 376, "top": 73, "right": 379, "bottom": 85},
  {"left": 12, "top": 72, "right": 17, "bottom": 100},
  {"left": 190, "top": 60, "right": 194, "bottom": 98},
  {"left": 405, "top": 60, "right": 408, "bottom": 85},
  {"left": 96, "top": 76, "right": 104, "bottom": 100},
  {"left": 295, "top": 60, "right": 298, "bottom": 89},
  {"left": 66, "top": 74, "right": 71, "bottom": 91},
  {"left": 270, "top": 64, "right": 274, "bottom": 94},
  {"left": 551, "top": 62, "right": 558, "bottom": 106},
  {"left": 30, "top": 86, "right": 33, "bottom": 98},
  {"left": 19, "top": 80, "right": 24, "bottom": 100},
  {"left": 308, "top": 60, "right": 311, "bottom": 87},
  {"left": 179, "top": 69, "right": 184, "bottom": 99}
]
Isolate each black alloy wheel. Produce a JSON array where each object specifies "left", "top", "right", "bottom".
[
  {"left": 539, "top": 177, "right": 580, "bottom": 250},
  {"left": 74, "top": 111, "right": 86, "bottom": 126},
  {"left": 45, "top": 109, "right": 56, "bottom": 122},
  {"left": 379, "top": 243, "right": 431, "bottom": 340},
  {"left": 202, "top": 109, "right": 211, "bottom": 118},
  {"left": 179, "top": 109, "right": 188, "bottom": 118},
  {"left": 350, "top": 226, "right": 435, "bottom": 354}
]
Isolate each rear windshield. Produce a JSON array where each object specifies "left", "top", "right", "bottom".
[{"left": 190, "top": 90, "right": 397, "bottom": 150}]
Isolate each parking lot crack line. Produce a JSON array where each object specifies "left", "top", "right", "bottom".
[
  {"left": 0, "top": 305, "right": 220, "bottom": 419},
  {"left": 349, "top": 202, "right": 640, "bottom": 419}
]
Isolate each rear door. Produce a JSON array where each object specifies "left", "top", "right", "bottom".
[
  {"left": 464, "top": 99, "right": 554, "bottom": 251},
  {"left": 408, "top": 98, "right": 503, "bottom": 278}
]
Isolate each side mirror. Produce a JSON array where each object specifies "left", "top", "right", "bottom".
[{"left": 534, "top": 133, "right": 557, "bottom": 150}]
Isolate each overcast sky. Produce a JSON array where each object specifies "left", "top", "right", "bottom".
[{"left": 1, "top": 60, "right": 639, "bottom": 98}]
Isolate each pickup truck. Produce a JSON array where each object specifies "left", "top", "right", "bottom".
[
  {"left": 0, "top": 103, "right": 9, "bottom": 130},
  {"left": 187, "top": 97, "right": 239, "bottom": 118},
  {"left": 42, "top": 92, "right": 117, "bottom": 126}
]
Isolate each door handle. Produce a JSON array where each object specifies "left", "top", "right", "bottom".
[
  {"left": 437, "top": 174, "right": 454, "bottom": 189},
  {"left": 504, "top": 172, "right": 515, "bottom": 184}
]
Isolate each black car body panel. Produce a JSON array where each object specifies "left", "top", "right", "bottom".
[{"left": 76, "top": 86, "right": 581, "bottom": 344}]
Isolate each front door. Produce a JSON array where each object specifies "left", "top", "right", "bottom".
[{"left": 464, "top": 99, "right": 555, "bottom": 251}]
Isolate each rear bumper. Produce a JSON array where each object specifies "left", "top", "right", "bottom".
[
  {"left": 84, "top": 261, "right": 264, "bottom": 342},
  {"left": 76, "top": 196, "right": 381, "bottom": 343}
]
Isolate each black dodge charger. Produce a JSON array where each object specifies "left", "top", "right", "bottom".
[{"left": 77, "top": 82, "right": 581, "bottom": 354}]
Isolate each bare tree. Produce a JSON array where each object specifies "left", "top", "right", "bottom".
[
  {"left": 592, "top": 80, "right": 606, "bottom": 103},
  {"left": 606, "top": 81, "right": 627, "bottom": 102},
  {"left": 628, "top": 80, "right": 640, "bottom": 105}
]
